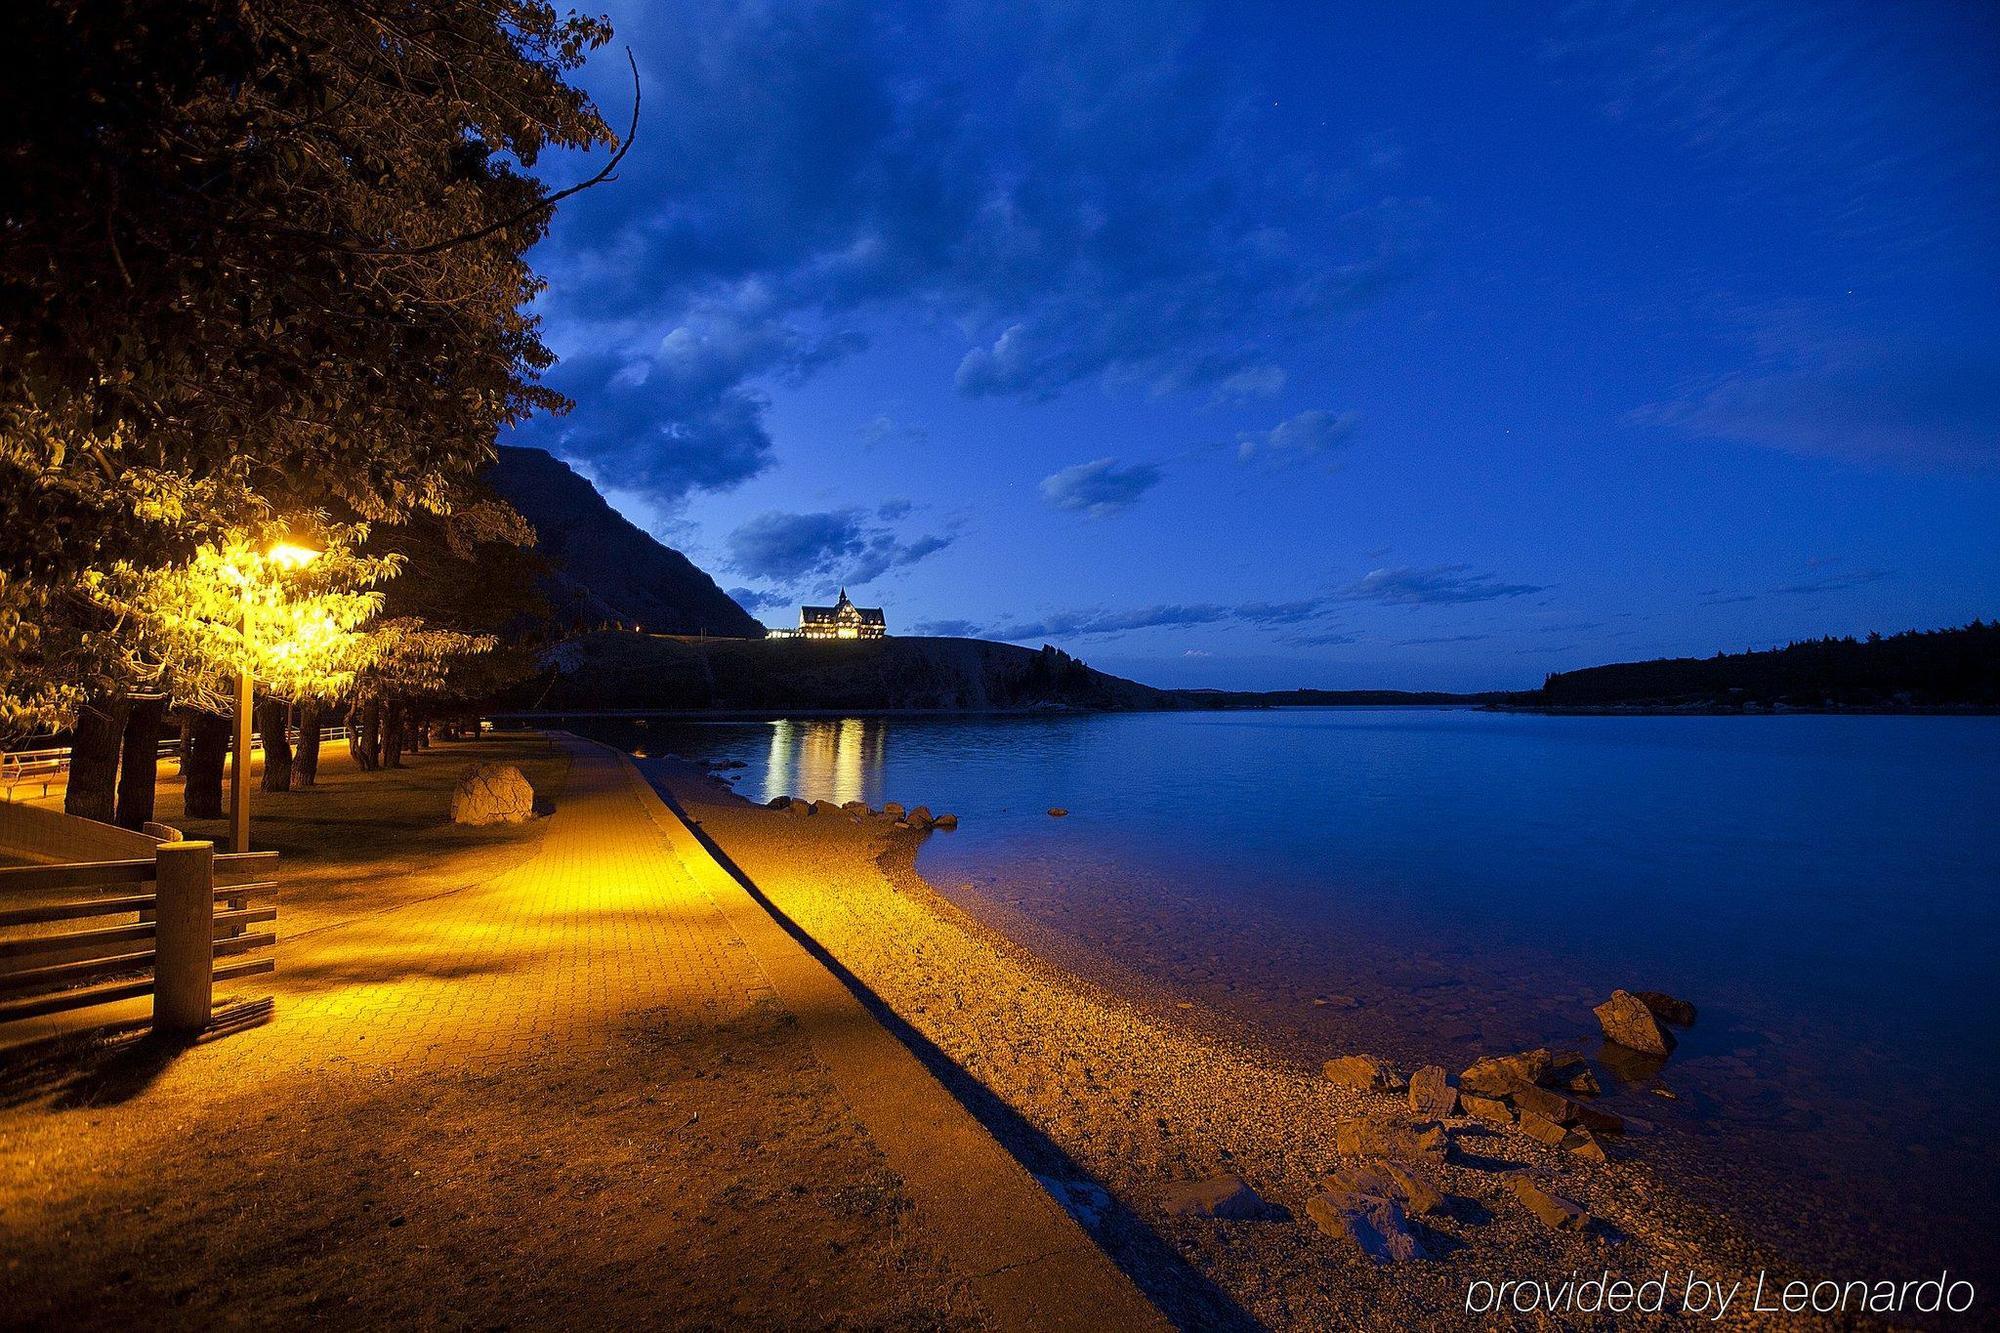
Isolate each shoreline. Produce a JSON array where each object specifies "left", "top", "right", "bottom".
[{"left": 644, "top": 758, "right": 1815, "bottom": 1329}]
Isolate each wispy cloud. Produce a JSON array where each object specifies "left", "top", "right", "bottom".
[
  {"left": 727, "top": 508, "right": 952, "bottom": 588},
  {"left": 1337, "top": 565, "right": 1549, "bottom": 606},
  {"left": 1039, "top": 458, "right": 1165, "bottom": 517},
  {"left": 516, "top": 1, "right": 1420, "bottom": 502},
  {"left": 1235, "top": 409, "right": 1361, "bottom": 468}
]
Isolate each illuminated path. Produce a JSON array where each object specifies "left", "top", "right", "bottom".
[{"left": 0, "top": 735, "right": 1160, "bottom": 1328}]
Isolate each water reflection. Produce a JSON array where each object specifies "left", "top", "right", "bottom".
[{"left": 761, "top": 717, "right": 884, "bottom": 806}]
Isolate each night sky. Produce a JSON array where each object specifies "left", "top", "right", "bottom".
[{"left": 509, "top": 1, "right": 2000, "bottom": 691}]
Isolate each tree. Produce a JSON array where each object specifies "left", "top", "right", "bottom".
[{"left": 0, "top": 0, "right": 622, "bottom": 731}]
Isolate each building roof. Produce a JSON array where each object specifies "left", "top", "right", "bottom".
[{"left": 800, "top": 588, "right": 885, "bottom": 625}]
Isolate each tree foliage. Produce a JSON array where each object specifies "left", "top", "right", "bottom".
[{"left": 0, "top": 0, "right": 619, "bottom": 738}]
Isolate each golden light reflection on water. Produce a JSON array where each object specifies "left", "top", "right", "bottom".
[{"left": 761, "top": 718, "right": 884, "bottom": 806}]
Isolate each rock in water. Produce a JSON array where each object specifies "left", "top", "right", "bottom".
[
  {"left": 449, "top": 764, "right": 535, "bottom": 826},
  {"left": 1408, "top": 1066, "right": 1459, "bottom": 1118},
  {"left": 1594, "top": 989, "right": 1678, "bottom": 1056},
  {"left": 883, "top": 802, "right": 906, "bottom": 817},
  {"left": 1508, "top": 1175, "right": 1589, "bottom": 1230},
  {"left": 1306, "top": 1192, "right": 1429, "bottom": 1263},
  {"left": 1635, "top": 990, "right": 1698, "bottom": 1028},
  {"left": 765, "top": 795, "right": 791, "bottom": 809},
  {"left": 1048, "top": 807, "right": 1069, "bottom": 817},
  {"left": 932, "top": 813, "right": 959, "bottom": 828},
  {"left": 1324, "top": 1055, "right": 1403, "bottom": 1092},
  {"left": 1158, "top": 1173, "right": 1275, "bottom": 1220}
]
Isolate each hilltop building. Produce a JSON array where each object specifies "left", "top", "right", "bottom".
[{"left": 776, "top": 588, "right": 886, "bottom": 640}]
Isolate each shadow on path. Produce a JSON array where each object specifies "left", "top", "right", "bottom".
[{"left": 656, "top": 785, "right": 1262, "bottom": 1333}]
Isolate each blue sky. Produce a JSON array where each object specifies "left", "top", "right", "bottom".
[{"left": 509, "top": 0, "right": 2000, "bottom": 690}]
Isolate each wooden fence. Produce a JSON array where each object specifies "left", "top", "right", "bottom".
[{"left": 0, "top": 844, "right": 279, "bottom": 1035}]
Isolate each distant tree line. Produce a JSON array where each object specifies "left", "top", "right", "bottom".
[{"left": 1537, "top": 621, "right": 2000, "bottom": 709}]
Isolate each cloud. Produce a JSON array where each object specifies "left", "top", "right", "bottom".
[
  {"left": 861, "top": 415, "right": 927, "bottom": 446},
  {"left": 726, "top": 508, "right": 952, "bottom": 587},
  {"left": 909, "top": 618, "right": 983, "bottom": 638},
  {"left": 1039, "top": 458, "right": 1165, "bottom": 517},
  {"left": 514, "top": 0, "right": 1420, "bottom": 501},
  {"left": 1337, "top": 565, "right": 1549, "bottom": 606},
  {"left": 1775, "top": 569, "right": 1893, "bottom": 595},
  {"left": 1398, "top": 633, "right": 1493, "bottom": 645},
  {"left": 1288, "top": 628, "right": 1362, "bottom": 647},
  {"left": 725, "top": 585, "right": 794, "bottom": 614},
  {"left": 1236, "top": 409, "right": 1361, "bottom": 467},
  {"left": 1209, "top": 365, "right": 1288, "bottom": 405},
  {"left": 1637, "top": 337, "right": 2000, "bottom": 471},
  {"left": 938, "top": 598, "right": 1347, "bottom": 643}
]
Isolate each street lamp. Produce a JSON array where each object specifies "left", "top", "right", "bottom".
[{"left": 229, "top": 539, "right": 320, "bottom": 853}]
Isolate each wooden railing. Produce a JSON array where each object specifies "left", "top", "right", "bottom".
[
  {"left": 0, "top": 844, "right": 279, "bottom": 1034},
  {"left": 2, "top": 724, "right": 353, "bottom": 802}
]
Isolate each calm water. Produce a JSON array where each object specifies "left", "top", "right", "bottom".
[{"left": 577, "top": 708, "right": 2000, "bottom": 1283}]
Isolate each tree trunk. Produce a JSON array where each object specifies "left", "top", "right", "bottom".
[
  {"left": 383, "top": 698, "right": 406, "bottom": 769},
  {"left": 114, "top": 696, "right": 167, "bottom": 829},
  {"left": 411, "top": 708, "right": 430, "bottom": 751},
  {"left": 183, "top": 712, "right": 230, "bottom": 818},
  {"left": 257, "top": 697, "right": 293, "bottom": 793},
  {"left": 64, "top": 696, "right": 129, "bottom": 824},
  {"left": 292, "top": 699, "right": 323, "bottom": 788},
  {"left": 353, "top": 698, "right": 381, "bottom": 771}
]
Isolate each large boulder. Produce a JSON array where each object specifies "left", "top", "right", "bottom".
[
  {"left": 1306, "top": 1192, "right": 1429, "bottom": 1263},
  {"left": 450, "top": 764, "right": 536, "bottom": 826},
  {"left": 1408, "top": 1066, "right": 1458, "bottom": 1119},
  {"left": 1334, "top": 1116, "right": 1449, "bottom": 1161},
  {"left": 1635, "top": 990, "right": 1698, "bottom": 1028},
  {"left": 1594, "top": 989, "right": 1678, "bottom": 1056},
  {"left": 1324, "top": 1054, "right": 1403, "bottom": 1093}
]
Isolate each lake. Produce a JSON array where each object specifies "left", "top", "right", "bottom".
[{"left": 573, "top": 708, "right": 2000, "bottom": 1284}]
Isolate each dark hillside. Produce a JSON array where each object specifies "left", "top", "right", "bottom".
[
  {"left": 515, "top": 633, "right": 1170, "bottom": 713},
  {"left": 485, "top": 446, "right": 762, "bottom": 638}
]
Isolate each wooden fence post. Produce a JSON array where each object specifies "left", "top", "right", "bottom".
[{"left": 154, "top": 840, "right": 215, "bottom": 1034}]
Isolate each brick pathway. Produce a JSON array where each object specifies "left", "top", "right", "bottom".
[{"left": 196, "top": 735, "right": 776, "bottom": 1078}]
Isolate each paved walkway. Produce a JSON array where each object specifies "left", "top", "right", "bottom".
[
  {"left": 200, "top": 738, "right": 773, "bottom": 1077},
  {"left": 1, "top": 734, "right": 1162, "bottom": 1329}
]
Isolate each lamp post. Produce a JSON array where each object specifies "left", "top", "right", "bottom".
[{"left": 229, "top": 541, "right": 319, "bottom": 854}]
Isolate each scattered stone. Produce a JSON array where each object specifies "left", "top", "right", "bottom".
[
  {"left": 1635, "top": 990, "right": 1698, "bottom": 1028},
  {"left": 1509, "top": 1084, "right": 1581, "bottom": 1126},
  {"left": 1048, "top": 807, "right": 1069, "bottom": 817},
  {"left": 1515, "top": 1110, "right": 1569, "bottom": 1146},
  {"left": 1334, "top": 1116, "right": 1449, "bottom": 1161},
  {"left": 1324, "top": 1055, "right": 1403, "bottom": 1093},
  {"left": 1548, "top": 1053, "right": 1603, "bottom": 1097},
  {"left": 883, "top": 802, "right": 906, "bottom": 817},
  {"left": 1507, "top": 1175, "right": 1589, "bottom": 1230},
  {"left": 787, "top": 797, "right": 816, "bottom": 816},
  {"left": 1563, "top": 1129, "right": 1608, "bottom": 1162},
  {"left": 1460, "top": 1049, "right": 1553, "bottom": 1097},
  {"left": 1595, "top": 989, "right": 1678, "bottom": 1056},
  {"left": 1461, "top": 1094, "right": 1514, "bottom": 1125},
  {"left": 766, "top": 795, "right": 791, "bottom": 809},
  {"left": 841, "top": 800, "right": 871, "bottom": 813},
  {"left": 932, "top": 813, "right": 959, "bottom": 829},
  {"left": 1408, "top": 1065, "right": 1458, "bottom": 1119},
  {"left": 810, "top": 800, "right": 843, "bottom": 817},
  {"left": 1306, "top": 1192, "right": 1429, "bottom": 1263},
  {"left": 1324, "top": 1162, "right": 1448, "bottom": 1217},
  {"left": 909, "top": 805, "right": 933, "bottom": 824},
  {"left": 449, "top": 764, "right": 536, "bottom": 826},
  {"left": 1157, "top": 1173, "right": 1275, "bottom": 1219}
]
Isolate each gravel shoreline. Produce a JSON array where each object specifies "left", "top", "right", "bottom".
[{"left": 648, "top": 759, "right": 1826, "bottom": 1330}]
